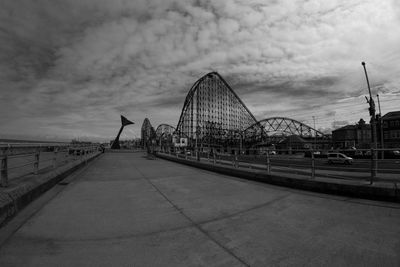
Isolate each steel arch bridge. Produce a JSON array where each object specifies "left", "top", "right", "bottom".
[
  {"left": 175, "top": 72, "right": 258, "bottom": 147},
  {"left": 243, "top": 117, "right": 327, "bottom": 146}
]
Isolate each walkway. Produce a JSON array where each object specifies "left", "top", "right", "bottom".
[{"left": 0, "top": 152, "right": 399, "bottom": 266}]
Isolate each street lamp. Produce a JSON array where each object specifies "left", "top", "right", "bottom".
[
  {"left": 361, "top": 62, "right": 378, "bottom": 183},
  {"left": 376, "top": 94, "right": 384, "bottom": 159},
  {"left": 312, "top": 116, "right": 316, "bottom": 150}
]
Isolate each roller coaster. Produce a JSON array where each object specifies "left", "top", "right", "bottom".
[{"left": 143, "top": 72, "right": 329, "bottom": 151}]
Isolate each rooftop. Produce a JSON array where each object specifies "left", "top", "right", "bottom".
[{"left": 382, "top": 111, "right": 400, "bottom": 120}]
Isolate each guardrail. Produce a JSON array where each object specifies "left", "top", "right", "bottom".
[
  {"left": 0, "top": 143, "right": 101, "bottom": 187},
  {"left": 155, "top": 147, "right": 400, "bottom": 185}
]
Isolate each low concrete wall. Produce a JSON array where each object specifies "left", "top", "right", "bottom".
[
  {"left": 156, "top": 153, "right": 400, "bottom": 203},
  {"left": 0, "top": 152, "right": 102, "bottom": 226}
]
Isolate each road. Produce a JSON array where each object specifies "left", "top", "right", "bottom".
[
  {"left": 214, "top": 154, "right": 400, "bottom": 174},
  {"left": 0, "top": 152, "right": 399, "bottom": 266}
]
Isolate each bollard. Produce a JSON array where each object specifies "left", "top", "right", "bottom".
[
  {"left": 266, "top": 151, "right": 270, "bottom": 174},
  {"left": 1, "top": 155, "right": 8, "bottom": 187},
  {"left": 311, "top": 152, "right": 315, "bottom": 179},
  {"left": 213, "top": 153, "right": 216, "bottom": 165},
  {"left": 53, "top": 147, "right": 58, "bottom": 169},
  {"left": 34, "top": 151, "right": 40, "bottom": 175}
]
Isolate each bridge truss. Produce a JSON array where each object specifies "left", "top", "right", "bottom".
[{"left": 243, "top": 117, "right": 328, "bottom": 147}]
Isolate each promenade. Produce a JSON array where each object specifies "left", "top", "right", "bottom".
[{"left": 0, "top": 152, "right": 399, "bottom": 266}]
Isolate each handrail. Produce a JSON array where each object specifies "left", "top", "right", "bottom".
[
  {"left": 155, "top": 146, "right": 400, "bottom": 186},
  {"left": 0, "top": 144, "right": 101, "bottom": 187}
]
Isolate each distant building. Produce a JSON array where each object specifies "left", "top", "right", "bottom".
[
  {"left": 332, "top": 119, "right": 371, "bottom": 149},
  {"left": 380, "top": 111, "right": 400, "bottom": 148},
  {"left": 276, "top": 135, "right": 310, "bottom": 151}
]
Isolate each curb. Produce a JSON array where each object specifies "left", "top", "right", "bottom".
[
  {"left": 0, "top": 152, "right": 102, "bottom": 227},
  {"left": 156, "top": 153, "right": 400, "bottom": 203}
]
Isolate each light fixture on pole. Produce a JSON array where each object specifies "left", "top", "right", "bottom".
[{"left": 361, "top": 62, "right": 378, "bottom": 183}]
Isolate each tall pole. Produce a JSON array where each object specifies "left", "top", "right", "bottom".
[
  {"left": 377, "top": 94, "right": 384, "bottom": 159},
  {"left": 361, "top": 62, "right": 377, "bottom": 183},
  {"left": 312, "top": 116, "right": 316, "bottom": 150}
]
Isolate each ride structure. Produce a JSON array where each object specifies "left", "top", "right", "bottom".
[
  {"left": 175, "top": 72, "right": 259, "bottom": 150},
  {"left": 143, "top": 71, "right": 329, "bottom": 152}
]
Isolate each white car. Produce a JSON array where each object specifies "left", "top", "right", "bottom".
[{"left": 327, "top": 153, "right": 353, "bottom": 165}]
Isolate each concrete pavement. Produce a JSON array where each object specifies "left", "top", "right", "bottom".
[{"left": 0, "top": 152, "right": 399, "bottom": 266}]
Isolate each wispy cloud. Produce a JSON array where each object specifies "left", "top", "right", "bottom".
[{"left": 1, "top": 0, "right": 399, "bottom": 141}]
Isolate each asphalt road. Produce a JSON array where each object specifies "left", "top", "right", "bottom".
[
  {"left": 1, "top": 152, "right": 399, "bottom": 266},
  {"left": 229, "top": 155, "right": 400, "bottom": 174}
]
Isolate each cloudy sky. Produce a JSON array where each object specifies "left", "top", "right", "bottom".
[{"left": 1, "top": 0, "right": 399, "bottom": 141}]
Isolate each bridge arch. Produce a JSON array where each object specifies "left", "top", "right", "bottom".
[
  {"left": 242, "top": 117, "right": 328, "bottom": 147},
  {"left": 244, "top": 117, "right": 326, "bottom": 137}
]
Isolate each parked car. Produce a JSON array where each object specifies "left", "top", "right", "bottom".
[{"left": 327, "top": 153, "right": 353, "bottom": 165}]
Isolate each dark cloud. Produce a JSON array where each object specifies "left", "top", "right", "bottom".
[{"left": 1, "top": 0, "right": 400, "bottom": 140}]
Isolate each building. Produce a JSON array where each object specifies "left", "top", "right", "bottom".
[
  {"left": 380, "top": 111, "right": 400, "bottom": 148},
  {"left": 332, "top": 119, "right": 371, "bottom": 149}
]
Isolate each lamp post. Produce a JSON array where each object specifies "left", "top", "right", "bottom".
[
  {"left": 312, "top": 116, "right": 317, "bottom": 150},
  {"left": 361, "top": 62, "right": 378, "bottom": 183},
  {"left": 376, "top": 94, "right": 384, "bottom": 159}
]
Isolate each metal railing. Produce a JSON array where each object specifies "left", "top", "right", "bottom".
[
  {"left": 0, "top": 143, "right": 101, "bottom": 187},
  {"left": 155, "top": 147, "right": 400, "bottom": 185}
]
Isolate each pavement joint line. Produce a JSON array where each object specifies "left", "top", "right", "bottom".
[
  {"left": 13, "top": 223, "right": 198, "bottom": 244},
  {"left": 0, "top": 154, "right": 103, "bottom": 248},
  {"left": 132, "top": 163, "right": 250, "bottom": 267},
  {"left": 197, "top": 193, "right": 292, "bottom": 226}
]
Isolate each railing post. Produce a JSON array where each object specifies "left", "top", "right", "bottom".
[
  {"left": 233, "top": 151, "right": 238, "bottom": 168},
  {"left": 1, "top": 155, "right": 8, "bottom": 187},
  {"left": 34, "top": 150, "right": 40, "bottom": 175},
  {"left": 370, "top": 148, "right": 377, "bottom": 184},
  {"left": 84, "top": 148, "right": 88, "bottom": 164},
  {"left": 311, "top": 151, "right": 315, "bottom": 179},
  {"left": 53, "top": 147, "right": 58, "bottom": 169},
  {"left": 266, "top": 150, "right": 270, "bottom": 174}
]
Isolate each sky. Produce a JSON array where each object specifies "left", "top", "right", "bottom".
[{"left": 1, "top": 0, "right": 400, "bottom": 142}]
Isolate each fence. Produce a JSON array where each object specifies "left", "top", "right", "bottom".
[
  {"left": 0, "top": 143, "right": 101, "bottom": 187},
  {"left": 156, "top": 147, "right": 400, "bottom": 185}
]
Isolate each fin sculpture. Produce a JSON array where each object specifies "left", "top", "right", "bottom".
[{"left": 111, "top": 115, "right": 134, "bottom": 149}]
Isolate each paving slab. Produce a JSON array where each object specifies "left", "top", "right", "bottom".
[{"left": 0, "top": 152, "right": 399, "bottom": 267}]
